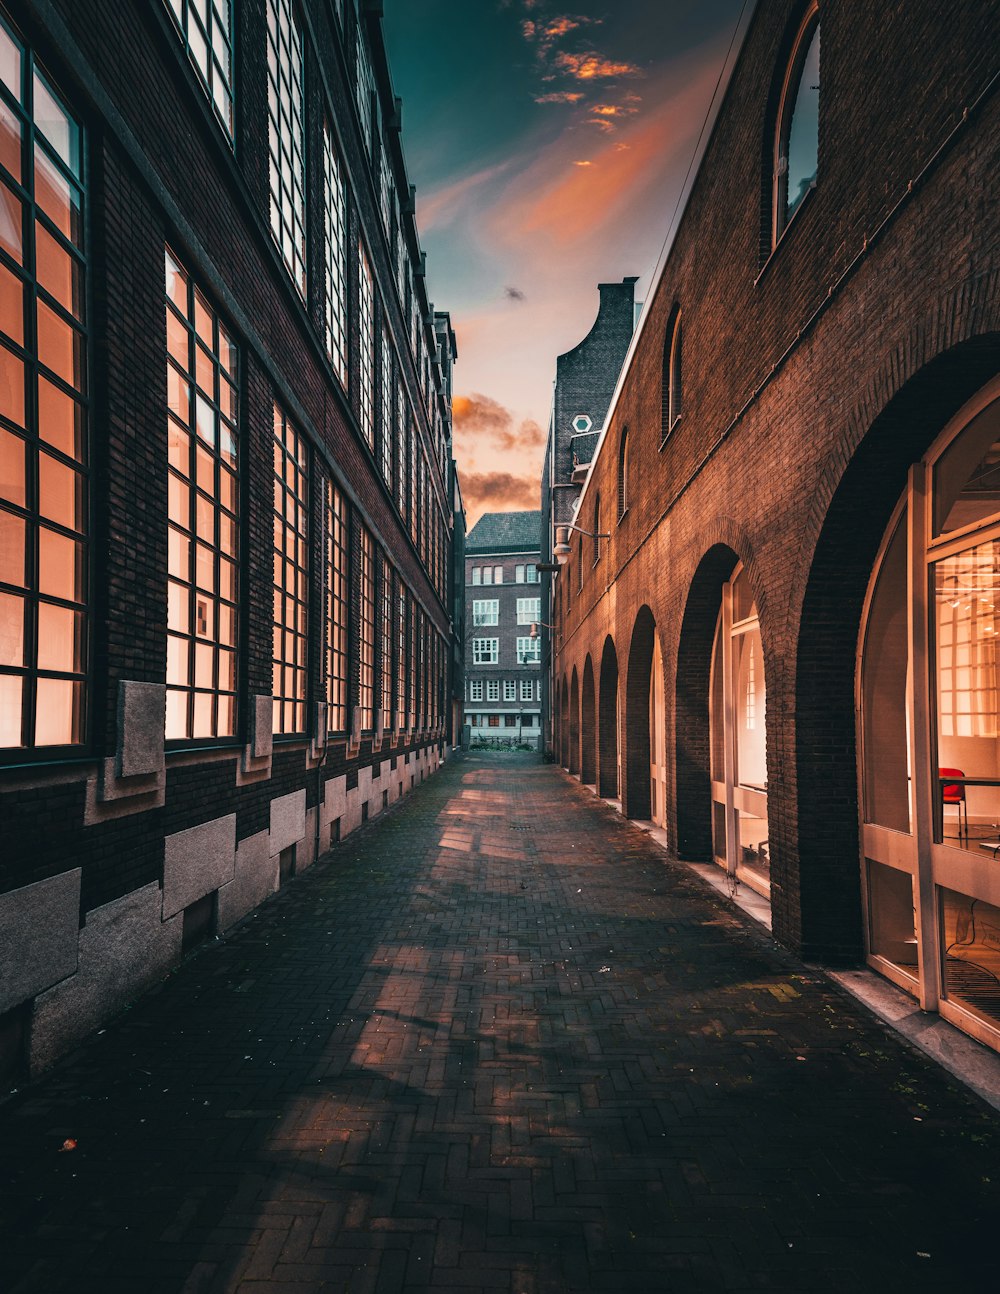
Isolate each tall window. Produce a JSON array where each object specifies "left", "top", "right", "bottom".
[
  {"left": 470, "top": 679, "right": 483, "bottom": 702},
  {"left": 526, "top": 563, "right": 538, "bottom": 583},
  {"left": 409, "top": 598, "right": 418, "bottom": 727},
  {"left": 164, "top": 0, "right": 234, "bottom": 137},
  {"left": 358, "top": 241, "right": 375, "bottom": 448},
  {"left": 617, "top": 427, "right": 629, "bottom": 520},
  {"left": 773, "top": 6, "right": 820, "bottom": 244},
  {"left": 473, "top": 638, "right": 498, "bottom": 665},
  {"left": 473, "top": 599, "right": 498, "bottom": 627},
  {"left": 380, "top": 554, "right": 392, "bottom": 727},
  {"left": 503, "top": 680, "right": 516, "bottom": 702},
  {"left": 593, "top": 495, "right": 602, "bottom": 564},
  {"left": 272, "top": 403, "right": 308, "bottom": 735},
  {"left": 471, "top": 566, "right": 482, "bottom": 586},
  {"left": 380, "top": 326, "right": 394, "bottom": 485},
  {"left": 397, "top": 584, "right": 407, "bottom": 729},
  {"left": 324, "top": 478, "right": 348, "bottom": 734},
  {"left": 520, "top": 679, "right": 534, "bottom": 702},
  {"left": 355, "top": 28, "right": 375, "bottom": 156},
  {"left": 0, "top": 29, "right": 88, "bottom": 750},
  {"left": 487, "top": 679, "right": 500, "bottom": 702},
  {"left": 662, "top": 306, "right": 682, "bottom": 440},
  {"left": 516, "top": 598, "right": 540, "bottom": 625},
  {"left": 517, "top": 636, "right": 541, "bottom": 664},
  {"left": 266, "top": 0, "right": 306, "bottom": 294},
  {"left": 357, "top": 524, "right": 375, "bottom": 730},
  {"left": 322, "top": 121, "right": 348, "bottom": 385},
  {"left": 165, "top": 250, "right": 239, "bottom": 741}
]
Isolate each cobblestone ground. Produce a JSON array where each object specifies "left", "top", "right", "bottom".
[{"left": 2, "top": 752, "right": 999, "bottom": 1293}]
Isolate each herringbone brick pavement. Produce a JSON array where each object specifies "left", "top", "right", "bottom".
[{"left": 1, "top": 752, "right": 998, "bottom": 1293}]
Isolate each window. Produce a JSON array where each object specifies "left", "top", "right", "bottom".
[
  {"left": 488, "top": 714, "right": 500, "bottom": 728},
  {"left": 165, "top": 250, "right": 239, "bottom": 741},
  {"left": 380, "top": 326, "right": 394, "bottom": 485},
  {"left": 409, "top": 598, "right": 418, "bottom": 727},
  {"left": 618, "top": 426, "right": 629, "bottom": 520},
  {"left": 486, "top": 679, "right": 500, "bottom": 702},
  {"left": 355, "top": 28, "right": 375, "bottom": 156},
  {"left": 517, "top": 637, "right": 541, "bottom": 664},
  {"left": 517, "top": 598, "right": 540, "bottom": 625},
  {"left": 266, "top": 0, "right": 306, "bottom": 295},
  {"left": 164, "top": 0, "right": 233, "bottom": 137},
  {"left": 272, "top": 403, "right": 308, "bottom": 735},
  {"left": 773, "top": 6, "right": 820, "bottom": 244},
  {"left": 396, "top": 585, "right": 407, "bottom": 730},
  {"left": 504, "top": 714, "right": 517, "bottom": 728},
  {"left": 482, "top": 566, "right": 493, "bottom": 586},
  {"left": 358, "top": 241, "right": 375, "bottom": 449},
  {"left": 470, "top": 679, "right": 483, "bottom": 702},
  {"left": 515, "top": 565, "right": 525, "bottom": 583},
  {"left": 324, "top": 479, "right": 348, "bottom": 734},
  {"left": 473, "top": 638, "right": 498, "bottom": 665},
  {"left": 593, "top": 495, "right": 602, "bottom": 565},
  {"left": 380, "top": 555, "right": 392, "bottom": 727},
  {"left": 471, "top": 566, "right": 481, "bottom": 585},
  {"left": 503, "top": 680, "right": 516, "bottom": 702},
  {"left": 527, "top": 563, "right": 538, "bottom": 584},
  {"left": 0, "top": 32, "right": 89, "bottom": 750},
  {"left": 357, "top": 525, "right": 375, "bottom": 731},
  {"left": 472, "top": 599, "right": 498, "bottom": 627},
  {"left": 322, "top": 121, "right": 348, "bottom": 385},
  {"left": 494, "top": 565, "right": 503, "bottom": 584},
  {"left": 662, "top": 306, "right": 682, "bottom": 440},
  {"left": 520, "top": 679, "right": 534, "bottom": 702}
]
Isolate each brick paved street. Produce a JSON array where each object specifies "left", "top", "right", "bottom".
[{"left": 2, "top": 752, "right": 998, "bottom": 1293}]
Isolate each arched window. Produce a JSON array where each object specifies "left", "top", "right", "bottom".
[
  {"left": 617, "top": 427, "right": 629, "bottom": 521},
  {"left": 772, "top": 5, "right": 820, "bottom": 245},
  {"left": 662, "top": 306, "right": 682, "bottom": 441},
  {"left": 593, "top": 494, "right": 602, "bottom": 565}
]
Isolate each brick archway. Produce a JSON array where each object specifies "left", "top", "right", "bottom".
[
  {"left": 598, "top": 636, "right": 620, "bottom": 799},
  {"left": 624, "top": 606, "right": 657, "bottom": 821},
  {"left": 581, "top": 655, "right": 596, "bottom": 785},
  {"left": 674, "top": 545, "right": 741, "bottom": 861},
  {"left": 569, "top": 667, "right": 580, "bottom": 774}
]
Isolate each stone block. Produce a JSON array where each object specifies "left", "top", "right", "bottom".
[
  {"left": 163, "top": 814, "right": 236, "bottom": 919},
  {"left": 343, "top": 787, "right": 362, "bottom": 836},
  {"left": 0, "top": 870, "right": 81, "bottom": 1014},
  {"left": 298, "top": 809, "right": 318, "bottom": 870},
  {"left": 218, "top": 831, "right": 278, "bottom": 931},
  {"left": 270, "top": 789, "right": 306, "bottom": 856},
  {"left": 322, "top": 773, "right": 347, "bottom": 830},
  {"left": 250, "top": 694, "right": 273, "bottom": 760},
  {"left": 30, "top": 883, "right": 182, "bottom": 1073},
  {"left": 117, "top": 681, "right": 166, "bottom": 779}
]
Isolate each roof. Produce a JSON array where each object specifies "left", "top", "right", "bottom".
[{"left": 465, "top": 510, "right": 542, "bottom": 556}]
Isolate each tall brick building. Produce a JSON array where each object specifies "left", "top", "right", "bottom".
[
  {"left": 464, "top": 511, "right": 542, "bottom": 745},
  {"left": 0, "top": 0, "right": 462, "bottom": 1086},
  {"left": 551, "top": 0, "right": 1000, "bottom": 1057}
]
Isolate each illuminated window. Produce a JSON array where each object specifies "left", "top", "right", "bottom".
[
  {"left": 409, "top": 601, "right": 419, "bottom": 727},
  {"left": 165, "top": 249, "right": 238, "bottom": 741},
  {"left": 266, "top": 0, "right": 306, "bottom": 294},
  {"left": 324, "top": 478, "right": 348, "bottom": 734},
  {"left": 408, "top": 418, "right": 417, "bottom": 544},
  {"left": 380, "top": 554, "right": 392, "bottom": 726},
  {"left": 0, "top": 27, "right": 89, "bottom": 751},
  {"left": 380, "top": 325, "right": 394, "bottom": 485},
  {"left": 358, "top": 241, "right": 375, "bottom": 449},
  {"left": 164, "top": 0, "right": 233, "bottom": 137},
  {"left": 322, "top": 121, "right": 348, "bottom": 385},
  {"left": 272, "top": 402, "right": 308, "bottom": 735},
  {"left": 662, "top": 306, "right": 682, "bottom": 440},
  {"left": 773, "top": 6, "right": 820, "bottom": 244},
  {"left": 397, "top": 584, "right": 407, "bottom": 730},
  {"left": 357, "top": 524, "right": 375, "bottom": 730}
]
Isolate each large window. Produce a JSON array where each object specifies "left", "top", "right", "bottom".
[
  {"left": 397, "top": 584, "right": 407, "bottom": 730},
  {"left": 165, "top": 250, "right": 239, "bottom": 741},
  {"left": 164, "top": 0, "right": 233, "bottom": 138},
  {"left": 355, "top": 28, "right": 375, "bottom": 157},
  {"left": 0, "top": 31, "right": 89, "bottom": 750},
  {"left": 324, "top": 478, "right": 348, "bottom": 734},
  {"left": 322, "top": 121, "right": 348, "bottom": 385},
  {"left": 379, "top": 326, "right": 394, "bottom": 486},
  {"left": 266, "top": 0, "right": 306, "bottom": 294},
  {"left": 773, "top": 6, "right": 820, "bottom": 244},
  {"left": 618, "top": 427, "right": 629, "bottom": 520},
  {"left": 380, "top": 554, "right": 392, "bottom": 727},
  {"left": 472, "top": 599, "right": 498, "bottom": 627},
  {"left": 358, "top": 241, "right": 375, "bottom": 448},
  {"left": 517, "top": 637, "right": 540, "bottom": 665},
  {"left": 516, "top": 598, "right": 540, "bottom": 625},
  {"left": 357, "top": 524, "right": 375, "bottom": 731},
  {"left": 409, "top": 599, "right": 419, "bottom": 727},
  {"left": 272, "top": 402, "right": 308, "bottom": 735},
  {"left": 473, "top": 638, "right": 498, "bottom": 665}
]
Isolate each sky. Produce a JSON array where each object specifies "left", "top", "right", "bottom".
[{"left": 383, "top": 0, "right": 749, "bottom": 526}]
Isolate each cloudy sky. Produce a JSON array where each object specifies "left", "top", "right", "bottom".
[{"left": 383, "top": 0, "right": 748, "bottom": 525}]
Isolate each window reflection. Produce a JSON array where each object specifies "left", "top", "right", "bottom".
[
  {"left": 272, "top": 402, "right": 308, "bottom": 735},
  {"left": 774, "top": 11, "right": 819, "bottom": 241}
]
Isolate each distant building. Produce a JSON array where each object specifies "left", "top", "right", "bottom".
[
  {"left": 464, "top": 512, "right": 543, "bottom": 745},
  {"left": 540, "top": 280, "right": 637, "bottom": 755}
]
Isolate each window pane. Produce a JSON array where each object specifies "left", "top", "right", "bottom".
[
  {"left": 0, "top": 425, "right": 25, "bottom": 505},
  {"left": 33, "top": 71, "right": 80, "bottom": 175},
  {"left": 0, "top": 179, "right": 23, "bottom": 262},
  {"left": 36, "top": 297, "right": 82, "bottom": 388},
  {"left": 38, "top": 526, "right": 82, "bottom": 601},
  {"left": 35, "top": 221, "right": 82, "bottom": 319},
  {"left": 0, "top": 257, "right": 23, "bottom": 342},
  {"left": 38, "top": 451, "right": 82, "bottom": 528},
  {"left": 0, "top": 21, "right": 21, "bottom": 102},
  {"left": 33, "top": 676, "right": 82, "bottom": 745},
  {"left": 0, "top": 672, "right": 21, "bottom": 745},
  {"left": 0, "top": 589, "right": 24, "bottom": 664},
  {"left": 36, "top": 601, "right": 82, "bottom": 671},
  {"left": 933, "top": 395, "right": 1000, "bottom": 537},
  {"left": 34, "top": 147, "right": 82, "bottom": 245},
  {"left": 38, "top": 376, "right": 83, "bottom": 459},
  {"left": 783, "top": 23, "right": 819, "bottom": 224},
  {"left": 0, "top": 508, "right": 24, "bottom": 585},
  {"left": 0, "top": 342, "right": 25, "bottom": 426},
  {"left": 0, "top": 98, "right": 21, "bottom": 183}
]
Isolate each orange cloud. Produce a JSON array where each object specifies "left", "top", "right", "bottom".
[
  {"left": 535, "top": 90, "right": 584, "bottom": 104},
  {"left": 459, "top": 471, "right": 539, "bottom": 525},
  {"left": 552, "top": 51, "right": 641, "bottom": 80},
  {"left": 453, "top": 393, "right": 545, "bottom": 455},
  {"left": 574, "top": 159, "right": 593, "bottom": 167}
]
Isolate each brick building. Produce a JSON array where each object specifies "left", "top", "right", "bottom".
[
  {"left": 540, "top": 278, "right": 637, "bottom": 755},
  {"left": 550, "top": 0, "right": 1000, "bottom": 1056},
  {"left": 464, "top": 512, "right": 542, "bottom": 745},
  {"left": 0, "top": 0, "right": 462, "bottom": 1087}
]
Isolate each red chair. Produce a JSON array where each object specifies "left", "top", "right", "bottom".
[{"left": 940, "top": 767, "right": 968, "bottom": 840}]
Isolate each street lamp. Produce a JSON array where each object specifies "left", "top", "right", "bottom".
[{"left": 553, "top": 522, "right": 610, "bottom": 565}]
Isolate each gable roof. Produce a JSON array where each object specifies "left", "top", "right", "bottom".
[{"left": 466, "top": 510, "right": 542, "bottom": 556}]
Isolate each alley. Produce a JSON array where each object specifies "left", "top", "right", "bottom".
[{"left": 2, "top": 752, "right": 998, "bottom": 1294}]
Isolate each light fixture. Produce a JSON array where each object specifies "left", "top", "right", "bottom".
[{"left": 553, "top": 522, "right": 610, "bottom": 566}]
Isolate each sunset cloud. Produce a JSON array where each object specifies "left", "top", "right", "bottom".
[
  {"left": 552, "top": 51, "right": 641, "bottom": 80},
  {"left": 453, "top": 393, "right": 545, "bottom": 455},
  {"left": 459, "top": 470, "right": 539, "bottom": 522},
  {"left": 535, "top": 90, "right": 584, "bottom": 104}
]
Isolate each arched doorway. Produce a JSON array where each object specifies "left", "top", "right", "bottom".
[
  {"left": 859, "top": 377, "right": 1000, "bottom": 1052},
  {"left": 598, "top": 636, "right": 620, "bottom": 799},
  {"left": 569, "top": 667, "right": 580, "bottom": 775},
  {"left": 710, "top": 566, "right": 769, "bottom": 898},
  {"left": 581, "top": 655, "right": 596, "bottom": 785},
  {"left": 625, "top": 607, "right": 656, "bottom": 820}
]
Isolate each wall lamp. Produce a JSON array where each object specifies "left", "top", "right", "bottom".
[{"left": 553, "top": 523, "right": 610, "bottom": 565}]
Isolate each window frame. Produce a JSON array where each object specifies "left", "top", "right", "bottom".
[
  {"left": 271, "top": 401, "right": 310, "bottom": 737},
  {"left": 472, "top": 637, "right": 499, "bottom": 665},
  {"left": 265, "top": 0, "right": 307, "bottom": 296},
  {"left": 661, "top": 305, "right": 682, "bottom": 444},
  {"left": 163, "top": 0, "right": 234, "bottom": 141},
  {"left": 472, "top": 599, "right": 499, "bottom": 627},
  {"left": 771, "top": 2, "right": 820, "bottom": 250}
]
